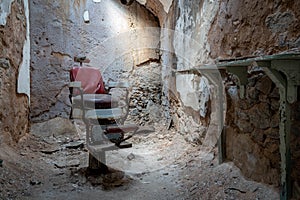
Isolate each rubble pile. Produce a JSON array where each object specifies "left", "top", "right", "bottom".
[{"left": 128, "top": 62, "right": 163, "bottom": 125}]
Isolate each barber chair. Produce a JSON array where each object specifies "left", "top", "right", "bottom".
[{"left": 69, "top": 57, "right": 138, "bottom": 172}]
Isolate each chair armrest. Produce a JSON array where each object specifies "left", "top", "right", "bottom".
[
  {"left": 69, "top": 81, "right": 85, "bottom": 119},
  {"left": 69, "top": 81, "right": 82, "bottom": 88},
  {"left": 106, "top": 82, "right": 130, "bottom": 90},
  {"left": 69, "top": 81, "right": 84, "bottom": 98},
  {"left": 105, "top": 82, "right": 130, "bottom": 124}
]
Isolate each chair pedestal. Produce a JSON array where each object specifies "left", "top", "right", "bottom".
[{"left": 88, "top": 152, "right": 108, "bottom": 173}]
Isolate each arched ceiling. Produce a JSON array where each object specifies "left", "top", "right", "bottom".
[{"left": 136, "top": 0, "right": 173, "bottom": 23}]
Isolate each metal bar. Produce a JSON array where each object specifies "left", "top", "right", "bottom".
[
  {"left": 176, "top": 53, "right": 300, "bottom": 73},
  {"left": 218, "top": 126, "right": 226, "bottom": 164},
  {"left": 263, "top": 66, "right": 291, "bottom": 200}
]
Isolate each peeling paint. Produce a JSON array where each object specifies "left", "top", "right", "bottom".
[
  {"left": 17, "top": 0, "right": 30, "bottom": 101},
  {"left": 136, "top": 0, "right": 147, "bottom": 5},
  {"left": 0, "top": 0, "right": 14, "bottom": 26}
]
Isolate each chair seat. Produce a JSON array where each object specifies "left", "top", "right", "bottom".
[
  {"left": 72, "top": 94, "right": 118, "bottom": 109},
  {"left": 85, "top": 108, "right": 124, "bottom": 120}
]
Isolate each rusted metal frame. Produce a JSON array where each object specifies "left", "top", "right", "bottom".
[
  {"left": 271, "top": 60, "right": 300, "bottom": 104},
  {"left": 259, "top": 60, "right": 291, "bottom": 200},
  {"left": 267, "top": 60, "right": 300, "bottom": 200},
  {"left": 218, "top": 65, "right": 248, "bottom": 165}
]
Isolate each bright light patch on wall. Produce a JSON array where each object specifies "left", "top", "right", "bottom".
[{"left": 106, "top": 1, "right": 130, "bottom": 33}]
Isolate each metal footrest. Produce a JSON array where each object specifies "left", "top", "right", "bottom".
[
  {"left": 117, "top": 141, "right": 132, "bottom": 149},
  {"left": 106, "top": 124, "right": 138, "bottom": 133}
]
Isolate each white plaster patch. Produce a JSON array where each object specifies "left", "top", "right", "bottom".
[
  {"left": 18, "top": 0, "right": 30, "bottom": 101},
  {"left": 227, "top": 85, "right": 238, "bottom": 101},
  {"left": 136, "top": 0, "right": 147, "bottom": 5},
  {"left": 83, "top": 10, "right": 90, "bottom": 22},
  {"left": 174, "top": 0, "right": 220, "bottom": 67},
  {"left": 199, "top": 77, "right": 210, "bottom": 117},
  {"left": 0, "top": 0, "right": 14, "bottom": 26},
  {"left": 93, "top": 0, "right": 101, "bottom": 2},
  {"left": 160, "top": 0, "right": 173, "bottom": 13},
  {"left": 176, "top": 74, "right": 200, "bottom": 111}
]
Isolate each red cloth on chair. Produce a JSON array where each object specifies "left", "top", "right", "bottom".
[{"left": 70, "top": 67, "right": 106, "bottom": 95}]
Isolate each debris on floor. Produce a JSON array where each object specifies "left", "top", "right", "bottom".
[{"left": 0, "top": 120, "right": 279, "bottom": 200}]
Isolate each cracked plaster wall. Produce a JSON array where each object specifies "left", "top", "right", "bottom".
[
  {"left": 157, "top": 0, "right": 300, "bottom": 190},
  {"left": 158, "top": 0, "right": 219, "bottom": 144},
  {"left": 0, "top": 0, "right": 30, "bottom": 143},
  {"left": 30, "top": 0, "right": 159, "bottom": 122}
]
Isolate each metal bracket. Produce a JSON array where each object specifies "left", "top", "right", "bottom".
[
  {"left": 258, "top": 61, "right": 292, "bottom": 200},
  {"left": 271, "top": 60, "right": 300, "bottom": 104}
]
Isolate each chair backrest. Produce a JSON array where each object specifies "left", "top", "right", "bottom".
[{"left": 70, "top": 67, "right": 106, "bottom": 95}]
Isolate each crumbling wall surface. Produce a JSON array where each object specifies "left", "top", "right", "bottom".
[
  {"left": 30, "top": 0, "right": 159, "bottom": 122},
  {"left": 208, "top": 0, "right": 300, "bottom": 58},
  {"left": 160, "top": 0, "right": 300, "bottom": 188},
  {"left": 225, "top": 70, "right": 281, "bottom": 186},
  {"left": 158, "top": 0, "right": 220, "bottom": 144},
  {"left": 0, "top": 1, "right": 29, "bottom": 143},
  {"left": 127, "top": 62, "right": 162, "bottom": 126}
]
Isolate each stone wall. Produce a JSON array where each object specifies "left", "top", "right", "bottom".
[
  {"left": 208, "top": 0, "right": 300, "bottom": 58},
  {"left": 225, "top": 70, "right": 281, "bottom": 186},
  {"left": 30, "top": 0, "right": 160, "bottom": 122},
  {"left": 0, "top": 0, "right": 30, "bottom": 143}
]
